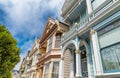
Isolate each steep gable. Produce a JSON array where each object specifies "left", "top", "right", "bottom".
[{"left": 39, "top": 18, "right": 56, "bottom": 45}]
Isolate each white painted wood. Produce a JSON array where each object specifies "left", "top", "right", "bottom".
[
  {"left": 75, "top": 50, "right": 82, "bottom": 77},
  {"left": 86, "top": 0, "right": 92, "bottom": 14},
  {"left": 91, "top": 30, "right": 102, "bottom": 75}
]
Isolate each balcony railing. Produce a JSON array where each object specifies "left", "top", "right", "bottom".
[
  {"left": 77, "top": 17, "right": 89, "bottom": 29},
  {"left": 62, "top": 25, "right": 76, "bottom": 41},
  {"left": 62, "top": 17, "right": 88, "bottom": 42},
  {"left": 61, "top": 0, "right": 118, "bottom": 42}
]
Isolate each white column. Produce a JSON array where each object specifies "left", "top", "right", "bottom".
[
  {"left": 75, "top": 50, "right": 82, "bottom": 78},
  {"left": 86, "top": 0, "right": 93, "bottom": 14},
  {"left": 59, "top": 57, "right": 64, "bottom": 78},
  {"left": 90, "top": 29, "right": 102, "bottom": 75},
  {"left": 49, "top": 62, "right": 53, "bottom": 78}
]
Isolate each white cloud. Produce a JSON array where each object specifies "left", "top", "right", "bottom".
[
  {"left": 0, "top": 0, "right": 64, "bottom": 36},
  {"left": 0, "top": 0, "right": 64, "bottom": 70}
]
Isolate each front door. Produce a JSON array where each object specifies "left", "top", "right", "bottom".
[{"left": 80, "top": 46, "right": 88, "bottom": 78}]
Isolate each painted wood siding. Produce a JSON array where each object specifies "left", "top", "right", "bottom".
[{"left": 64, "top": 49, "right": 72, "bottom": 78}]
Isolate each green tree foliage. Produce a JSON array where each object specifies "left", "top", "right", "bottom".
[{"left": 0, "top": 25, "right": 20, "bottom": 78}]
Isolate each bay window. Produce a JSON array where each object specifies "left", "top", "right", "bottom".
[{"left": 98, "top": 26, "right": 120, "bottom": 73}]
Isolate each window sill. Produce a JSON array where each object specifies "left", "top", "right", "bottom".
[{"left": 95, "top": 72, "right": 120, "bottom": 78}]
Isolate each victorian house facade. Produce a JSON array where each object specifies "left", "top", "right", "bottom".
[
  {"left": 19, "top": 51, "right": 30, "bottom": 78},
  {"left": 26, "top": 39, "right": 41, "bottom": 78},
  {"left": 36, "top": 18, "right": 68, "bottom": 78},
  {"left": 19, "top": 39, "right": 41, "bottom": 78},
  {"left": 59, "top": 0, "right": 120, "bottom": 78}
]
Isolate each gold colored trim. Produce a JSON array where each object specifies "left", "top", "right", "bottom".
[
  {"left": 90, "top": 29, "right": 96, "bottom": 35},
  {"left": 75, "top": 50, "right": 81, "bottom": 54},
  {"left": 61, "top": 56, "right": 64, "bottom": 60}
]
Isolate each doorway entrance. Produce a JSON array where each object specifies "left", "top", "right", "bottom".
[{"left": 80, "top": 45, "right": 88, "bottom": 78}]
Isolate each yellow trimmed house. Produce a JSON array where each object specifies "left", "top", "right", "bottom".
[{"left": 36, "top": 18, "right": 68, "bottom": 78}]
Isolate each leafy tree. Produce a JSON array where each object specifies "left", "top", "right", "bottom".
[{"left": 0, "top": 25, "right": 20, "bottom": 78}]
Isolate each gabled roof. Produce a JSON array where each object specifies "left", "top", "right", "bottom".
[
  {"left": 39, "top": 17, "right": 69, "bottom": 47},
  {"left": 39, "top": 18, "right": 56, "bottom": 46}
]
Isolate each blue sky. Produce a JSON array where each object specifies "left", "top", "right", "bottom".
[{"left": 0, "top": 0, "right": 64, "bottom": 70}]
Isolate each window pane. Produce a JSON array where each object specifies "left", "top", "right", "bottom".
[
  {"left": 55, "top": 34, "right": 61, "bottom": 48},
  {"left": 52, "top": 62, "right": 59, "bottom": 78},
  {"left": 99, "top": 26, "right": 120, "bottom": 48},
  {"left": 101, "top": 43, "right": 120, "bottom": 72},
  {"left": 44, "top": 63, "right": 49, "bottom": 78},
  {"left": 81, "top": 56, "right": 88, "bottom": 77},
  {"left": 98, "top": 26, "right": 120, "bottom": 72},
  {"left": 48, "top": 36, "right": 53, "bottom": 50}
]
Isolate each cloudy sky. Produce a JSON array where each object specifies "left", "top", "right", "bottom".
[{"left": 0, "top": 0, "right": 64, "bottom": 70}]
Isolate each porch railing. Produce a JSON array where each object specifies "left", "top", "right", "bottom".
[{"left": 77, "top": 17, "right": 89, "bottom": 29}]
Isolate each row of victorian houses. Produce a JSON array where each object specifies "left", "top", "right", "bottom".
[{"left": 19, "top": 0, "right": 120, "bottom": 78}]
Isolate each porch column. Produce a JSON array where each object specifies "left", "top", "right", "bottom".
[
  {"left": 49, "top": 62, "right": 53, "bottom": 78},
  {"left": 75, "top": 49, "right": 82, "bottom": 78},
  {"left": 86, "top": 0, "right": 92, "bottom": 14},
  {"left": 90, "top": 29, "right": 102, "bottom": 75},
  {"left": 36, "top": 69, "right": 40, "bottom": 78},
  {"left": 59, "top": 56, "right": 64, "bottom": 78}
]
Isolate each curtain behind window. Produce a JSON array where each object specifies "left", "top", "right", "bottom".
[{"left": 52, "top": 62, "right": 59, "bottom": 78}]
